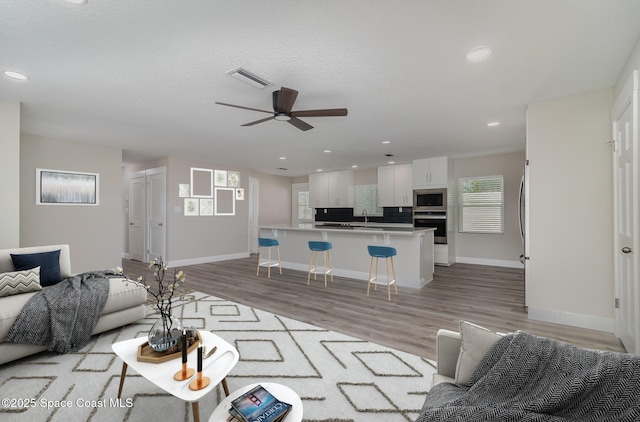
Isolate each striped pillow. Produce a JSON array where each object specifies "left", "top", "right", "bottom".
[{"left": 0, "top": 267, "right": 42, "bottom": 298}]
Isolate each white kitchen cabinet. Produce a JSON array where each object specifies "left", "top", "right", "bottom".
[
  {"left": 412, "top": 156, "right": 448, "bottom": 188},
  {"left": 309, "top": 170, "right": 354, "bottom": 208},
  {"left": 378, "top": 164, "right": 413, "bottom": 206}
]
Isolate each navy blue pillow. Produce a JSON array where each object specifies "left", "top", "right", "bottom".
[{"left": 11, "top": 250, "right": 62, "bottom": 287}]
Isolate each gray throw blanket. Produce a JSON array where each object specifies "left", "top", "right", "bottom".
[
  {"left": 5, "top": 271, "right": 112, "bottom": 354},
  {"left": 417, "top": 331, "right": 640, "bottom": 422}
]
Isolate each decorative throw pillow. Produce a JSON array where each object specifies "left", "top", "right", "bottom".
[
  {"left": 11, "top": 249, "right": 62, "bottom": 287},
  {"left": 0, "top": 267, "right": 42, "bottom": 297},
  {"left": 455, "top": 320, "right": 503, "bottom": 387}
]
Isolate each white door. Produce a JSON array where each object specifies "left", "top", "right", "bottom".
[
  {"left": 147, "top": 167, "right": 166, "bottom": 262},
  {"left": 128, "top": 171, "right": 146, "bottom": 262},
  {"left": 248, "top": 177, "right": 259, "bottom": 254},
  {"left": 613, "top": 70, "right": 639, "bottom": 354}
]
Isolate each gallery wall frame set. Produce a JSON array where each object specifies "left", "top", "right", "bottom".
[
  {"left": 36, "top": 168, "right": 99, "bottom": 206},
  {"left": 185, "top": 167, "right": 242, "bottom": 216}
]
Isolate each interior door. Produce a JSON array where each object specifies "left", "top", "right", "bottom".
[
  {"left": 613, "top": 70, "right": 639, "bottom": 354},
  {"left": 248, "top": 177, "right": 259, "bottom": 254},
  {"left": 147, "top": 167, "right": 166, "bottom": 262},
  {"left": 128, "top": 171, "right": 146, "bottom": 262}
]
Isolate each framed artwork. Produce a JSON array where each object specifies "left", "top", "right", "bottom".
[
  {"left": 215, "top": 187, "right": 235, "bottom": 216},
  {"left": 190, "top": 168, "right": 213, "bottom": 198},
  {"left": 36, "top": 168, "right": 99, "bottom": 206},
  {"left": 184, "top": 198, "right": 199, "bottom": 216},
  {"left": 227, "top": 171, "right": 240, "bottom": 187},
  {"left": 200, "top": 198, "right": 214, "bottom": 216},
  {"left": 235, "top": 188, "right": 245, "bottom": 201},
  {"left": 214, "top": 169, "right": 228, "bottom": 187},
  {"left": 178, "top": 184, "right": 190, "bottom": 197}
]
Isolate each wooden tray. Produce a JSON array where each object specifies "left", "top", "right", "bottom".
[{"left": 137, "top": 331, "right": 202, "bottom": 363}]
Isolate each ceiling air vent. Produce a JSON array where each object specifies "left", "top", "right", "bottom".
[{"left": 226, "top": 67, "right": 273, "bottom": 88}]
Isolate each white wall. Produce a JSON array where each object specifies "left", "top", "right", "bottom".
[
  {"left": 0, "top": 99, "right": 20, "bottom": 249},
  {"left": 454, "top": 152, "right": 526, "bottom": 268},
  {"left": 20, "top": 134, "right": 123, "bottom": 273},
  {"left": 526, "top": 88, "right": 614, "bottom": 332}
]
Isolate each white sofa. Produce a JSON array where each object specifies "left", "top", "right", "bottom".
[
  {"left": 0, "top": 244, "right": 147, "bottom": 365},
  {"left": 419, "top": 321, "right": 640, "bottom": 421}
]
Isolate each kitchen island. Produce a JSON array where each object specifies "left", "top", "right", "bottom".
[{"left": 258, "top": 224, "right": 435, "bottom": 288}]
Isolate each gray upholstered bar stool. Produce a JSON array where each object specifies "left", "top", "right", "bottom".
[
  {"left": 307, "top": 241, "right": 333, "bottom": 287},
  {"left": 367, "top": 245, "right": 398, "bottom": 301},
  {"left": 257, "top": 238, "right": 282, "bottom": 278}
]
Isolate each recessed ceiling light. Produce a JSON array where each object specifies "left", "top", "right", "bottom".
[
  {"left": 323, "top": 150, "right": 331, "bottom": 153},
  {"left": 65, "top": 0, "right": 88, "bottom": 4},
  {"left": 466, "top": 46, "right": 491, "bottom": 61},
  {"left": 388, "top": 161, "right": 395, "bottom": 164},
  {"left": 382, "top": 141, "right": 391, "bottom": 144},
  {"left": 316, "top": 169, "right": 323, "bottom": 172},
  {"left": 351, "top": 165, "right": 358, "bottom": 168},
  {"left": 487, "top": 121, "right": 501, "bottom": 127},
  {"left": 279, "top": 156, "right": 286, "bottom": 160},
  {"left": 3, "top": 70, "right": 28, "bottom": 80}
]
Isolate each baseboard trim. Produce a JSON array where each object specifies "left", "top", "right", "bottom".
[
  {"left": 455, "top": 256, "right": 524, "bottom": 269},
  {"left": 528, "top": 307, "right": 614, "bottom": 333},
  {"left": 121, "top": 252, "right": 130, "bottom": 259},
  {"left": 168, "top": 252, "right": 250, "bottom": 268}
]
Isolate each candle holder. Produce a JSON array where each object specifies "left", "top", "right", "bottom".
[
  {"left": 174, "top": 363, "right": 196, "bottom": 381},
  {"left": 189, "top": 346, "right": 210, "bottom": 391},
  {"left": 174, "top": 330, "right": 195, "bottom": 381}
]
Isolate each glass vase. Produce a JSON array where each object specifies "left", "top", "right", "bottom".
[{"left": 148, "top": 314, "right": 183, "bottom": 353}]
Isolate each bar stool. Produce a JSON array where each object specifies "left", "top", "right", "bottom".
[
  {"left": 307, "top": 241, "right": 333, "bottom": 287},
  {"left": 256, "top": 238, "right": 282, "bottom": 278},
  {"left": 367, "top": 245, "right": 398, "bottom": 301}
]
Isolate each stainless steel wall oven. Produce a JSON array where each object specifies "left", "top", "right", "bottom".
[{"left": 413, "top": 211, "right": 447, "bottom": 244}]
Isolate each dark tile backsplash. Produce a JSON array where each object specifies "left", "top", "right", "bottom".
[{"left": 314, "top": 207, "right": 413, "bottom": 224}]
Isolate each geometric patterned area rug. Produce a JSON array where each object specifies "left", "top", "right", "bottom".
[{"left": 0, "top": 291, "right": 436, "bottom": 421}]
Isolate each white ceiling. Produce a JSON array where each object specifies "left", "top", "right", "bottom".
[{"left": 2, "top": 0, "right": 640, "bottom": 177}]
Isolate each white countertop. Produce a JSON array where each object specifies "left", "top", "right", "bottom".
[{"left": 259, "top": 223, "right": 435, "bottom": 236}]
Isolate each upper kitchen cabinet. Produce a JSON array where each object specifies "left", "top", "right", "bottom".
[
  {"left": 309, "top": 170, "right": 354, "bottom": 208},
  {"left": 412, "top": 156, "right": 450, "bottom": 189},
  {"left": 378, "top": 163, "right": 413, "bottom": 207}
]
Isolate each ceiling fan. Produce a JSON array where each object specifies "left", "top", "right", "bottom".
[{"left": 215, "top": 87, "right": 348, "bottom": 131}]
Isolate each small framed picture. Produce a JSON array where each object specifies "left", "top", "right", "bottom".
[
  {"left": 178, "top": 184, "right": 190, "bottom": 197},
  {"left": 214, "top": 170, "right": 228, "bottom": 187},
  {"left": 200, "top": 198, "right": 214, "bottom": 216},
  {"left": 235, "top": 188, "right": 245, "bottom": 201},
  {"left": 184, "top": 198, "right": 199, "bottom": 216}
]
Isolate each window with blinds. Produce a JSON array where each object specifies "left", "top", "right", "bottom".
[
  {"left": 458, "top": 176, "right": 504, "bottom": 234},
  {"left": 354, "top": 185, "right": 383, "bottom": 216}
]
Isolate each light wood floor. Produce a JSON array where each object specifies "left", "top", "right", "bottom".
[{"left": 122, "top": 257, "right": 625, "bottom": 360}]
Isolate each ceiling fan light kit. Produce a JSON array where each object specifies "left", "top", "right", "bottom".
[{"left": 216, "top": 87, "right": 348, "bottom": 131}]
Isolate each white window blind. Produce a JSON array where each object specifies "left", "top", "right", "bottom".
[
  {"left": 354, "top": 185, "right": 383, "bottom": 216},
  {"left": 458, "top": 176, "right": 504, "bottom": 234},
  {"left": 297, "top": 190, "right": 313, "bottom": 221}
]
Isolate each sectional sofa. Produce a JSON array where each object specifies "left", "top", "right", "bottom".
[{"left": 0, "top": 244, "right": 147, "bottom": 365}]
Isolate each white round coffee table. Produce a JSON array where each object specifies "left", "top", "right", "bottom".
[{"left": 208, "top": 382, "right": 303, "bottom": 422}]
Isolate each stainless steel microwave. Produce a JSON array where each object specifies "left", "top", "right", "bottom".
[{"left": 413, "top": 188, "right": 447, "bottom": 211}]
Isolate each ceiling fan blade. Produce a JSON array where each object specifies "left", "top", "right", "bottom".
[
  {"left": 291, "top": 108, "right": 348, "bottom": 117},
  {"left": 241, "top": 116, "right": 274, "bottom": 126},
  {"left": 288, "top": 117, "right": 313, "bottom": 131},
  {"left": 215, "top": 102, "right": 273, "bottom": 114},
  {"left": 275, "top": 87, "right": 299, "bottom": 113}
]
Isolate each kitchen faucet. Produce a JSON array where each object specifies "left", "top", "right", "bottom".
[{"left": 362, "top": 208, "right": 368, "bottom": 225}]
